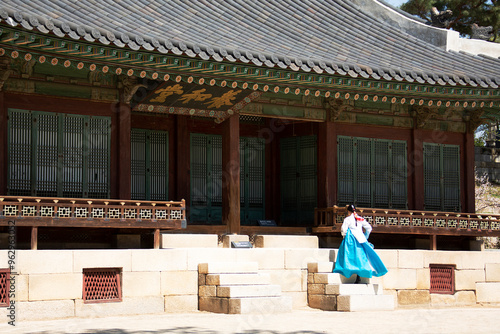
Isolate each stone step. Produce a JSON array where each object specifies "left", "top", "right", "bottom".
[
  {"left": 217, "top": 284, "right": 282, "bottom": 298},
  {"left": 199, "top": 262, "right": 258, "bottom": 274},
  {"left": 307, "top": 262, "right": 334, "bottom": 273},
  {"left": 337, "top": 294, "right": 395, "bottom": 312},
  {"left": 325, "top": 283, "right": 383, "bottom": 296},
  {"left": 310, "top": 272, "right": 370, "bottom": 284},
  {"left": 199, "top": 296, "right": 293, "bottom": 314},
  {"left": 206, "top": 273, "right": 271, "bottom": 286}
]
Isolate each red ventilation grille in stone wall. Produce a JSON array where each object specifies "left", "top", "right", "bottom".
[
  {"left": 83, "top": 268, "right": 122, "bottom": 303},
  {"left": 0, "top": 269, "right": 10, "bottom": 307},
  {"left": 430, "top": 264, "right": 455, "bottom": 294}
]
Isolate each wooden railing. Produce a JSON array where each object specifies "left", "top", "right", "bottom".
[
  {"left": 0, "top": 196, "right": 186, "bottom": 249},
  {"left": 314, "top": 206, "right": 500, "bottom": 237}
]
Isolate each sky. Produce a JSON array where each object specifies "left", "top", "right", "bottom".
[{"left": 383, "top": 0, "right": 407, "bottom": 7}]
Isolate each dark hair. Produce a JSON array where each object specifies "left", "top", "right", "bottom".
[{"left": 347, "top": 204, "right": 356, "bottom": 212}]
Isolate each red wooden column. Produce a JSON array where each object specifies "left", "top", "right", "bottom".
[
  {"left": 464, "top": 131, "right": 475, "bottom": 213},
  {"left": 31, "top": 227, "right": 38, "bottom": 250},
  {"left": 411, "top": 128, "right": 425, "bottom": 210},
  {"left": 430, "top": 234, "right": 437, "bottom": 250},
  {"left": 222, "top": 114, "right": 240, "bottom": 234},
  {"left": 175, "top": 115, "right": 190, "bottom": 204},
  {"left": 318, "top": 120, "right": 337, "bottom": 207},
  {"left": 0, "top": 91, "right": 6, "bottom": 195},
  {"left": 117, "top": 103, "right": 131, "bottom": 199}
]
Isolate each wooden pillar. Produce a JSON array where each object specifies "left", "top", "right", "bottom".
[
  {"left": 222, "top": 114, "right": 240, "bottom": 234},
  {"left": 176, "top": 115, "right": 190, "bottom": 203},
  {"left": 153, "top": 228, "right": 160, "bottom": 249},
  {"left": 430, "top": 234, "right": 437, "bottom": 250},
  {"left": 117, "top": 103, "right": 131, "bottom": 199},
  {"left": 412, "top": 128, "right": 425, "bottom": 210},
  {"left": 31, "top": 227, "right": 38, "bottom": 250},
  {"left": 464, "top": 131, "right": 475, "bottom": 213},
  {"left": 318, "top": 121, "right": 337, "bottom": 207},
  {"left": 0, "top": 91, "right": 6, "bottom": 195}
]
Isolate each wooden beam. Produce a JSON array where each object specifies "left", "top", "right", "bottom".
[
  {"left": 222, "top": 114, "right": 240, "bottom": 234},
  {"left": 153, "top": 228, "right": 160, "bottom": 249},
  {"left": 31, "top": 227, "right": 38, "bottom": 250}
]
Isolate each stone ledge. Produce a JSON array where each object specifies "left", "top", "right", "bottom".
[
  {"left": 198, "top": 262, "right": 259, "bottom": 274},
  {"left": 161, "top": 234, "right": 219, "bottom": 248},
  {"left": 254, "top": 235, "right": 318, "bottom": 248}
]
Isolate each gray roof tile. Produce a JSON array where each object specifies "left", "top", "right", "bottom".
[{"left": 1, "top": 0, "right": 499, "bottom": 88}]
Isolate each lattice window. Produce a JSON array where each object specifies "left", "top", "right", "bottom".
[
  {"left": 337, "top": 136, "right": 407, "bottom": 209},
  {"left": 469, "top": 221, "right": 479, "bottom": 229},
  {"left": 0, "top": 269, "right": 9, "bottom": 307},
  {"left": 22, "top": 206, "right": 36, "bottom": 216},
  {"left": 336, "top": 214, "right": 345, "bottom": 224},
  {"left": 131, "top": 129, "right": 169, "bottom": 201},
  {"left": 364, "top": 215, "right": 373, "bottom": 225},
  {"left": 447, "top": 219, "right": 458, "bottom": 228},
  {"left": 7, "top": 109, "right": 111, "bottom": 198},
  {"left": 423, "top": 143, "right": 460, "bottom": 212},
  {"left": 83, "top": 268, "right": 122, "bottom": 303},
  {"left": 430, "top": 264, "right": 455, "bottom": 294}
]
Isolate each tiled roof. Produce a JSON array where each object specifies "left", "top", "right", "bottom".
[{"left": 1, "top": 0, "right": 499, "bottom": 89}]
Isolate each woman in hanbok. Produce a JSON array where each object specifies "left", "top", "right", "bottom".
[{"left": 333, "top": 204, "right": 388, "bottom": 283}]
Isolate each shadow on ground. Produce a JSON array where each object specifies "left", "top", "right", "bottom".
[{"left": 31, "top": 328, "right": 328, "bottom": 334}]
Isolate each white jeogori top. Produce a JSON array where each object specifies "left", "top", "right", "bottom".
[{"left": 341, "top": 213, "right": 372, "bottom": 244}]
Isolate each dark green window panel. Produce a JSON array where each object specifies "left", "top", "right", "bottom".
[
  {"left": 190, "top": 134, "right": 265, "bottom": 225},
  {"left": 7, "top": 109, "right": 111, "bottom": 198},
  {"left": 281, "top": 135, "right": 317, "bottom": 226},
  {"left": 131, "top": 129, "right": 169, "bottom": 201},
  {"left": 337, "top": 136, "right": 407, "bottom": 209},
  {"left": 190, "top": 133, "right": 223, "bottom": 224},
  {"left": 240, "top": 137, "right": 265, "bottom": 225},
  {"left": 424, "top": 143, "right": 460, "bottom": 212}
]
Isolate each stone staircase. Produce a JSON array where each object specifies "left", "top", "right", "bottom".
[
  {"left": 198, "top": 262, "right": 292, "bottom": 314},
  {"left": 308, "top": 262, "right": 395, "bottom": 312}
]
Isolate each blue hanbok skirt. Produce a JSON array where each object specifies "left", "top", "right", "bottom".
[{"left": 333, "top": 229, "right": 388, "bottom": 278}]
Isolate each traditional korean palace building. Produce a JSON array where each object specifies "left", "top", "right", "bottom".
[{"left": 1, "top": 0, "right": 500, "bottom": 250}]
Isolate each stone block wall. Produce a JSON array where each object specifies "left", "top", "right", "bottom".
[
  {"left": 1, "top": 245, "right": 500, "bottom": 321},
  {"left": 370, "top": 250, "right": 500, "bottom": 307},
  {"left": 0, "top": 246, "right": 335, "bottom": 321}
]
